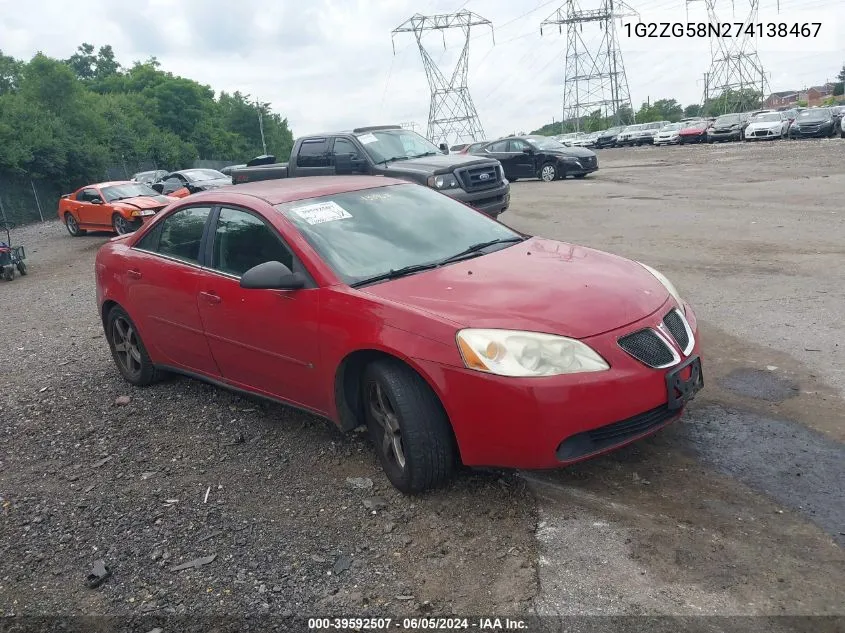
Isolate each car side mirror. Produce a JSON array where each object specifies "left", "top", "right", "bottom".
[
  {"left": 151, "top": 183, "right": 164, "bottom": 193},
  {"left": 522, "top": 147, "right": 534, "bottom": 154},
  {"left": 439, "top": 142, "right": 449, "bottom": 154},
  {"left": 91, "top": 198, "right": 103, "bottom": 204},
  {"left": 240, "top": 261, "right": 306, "bottom": 291},
  {"left": 335, "top": 153, "right": 353, "bottom": 175}
]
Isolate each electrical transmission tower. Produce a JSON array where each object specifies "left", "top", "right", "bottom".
[
  {"left": 541, "top": 0, "right": 636, "bottom": 133},
  {"left": 688, "top": 0, "right": 769, "bottom": 113},
  {"left": 392, "top": 11, "right": 494, "bottom": 146}
]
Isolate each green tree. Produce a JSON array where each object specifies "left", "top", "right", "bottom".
[
  {"left": 684, "top": 103, "right": 703, "bottom": 118},
  {"left": 0, "top": 50, "right": 23, "bottom": 95}
]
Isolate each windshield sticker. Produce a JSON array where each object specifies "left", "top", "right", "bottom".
[
  {"left": 292, "top": 201, "right": 352, "bottom": 225},
  {"left": 357, "top": 133, "right": 378, "bottom": 144},
  {"left": 360, "top": 192, "right": 391, "bottom": 201}
]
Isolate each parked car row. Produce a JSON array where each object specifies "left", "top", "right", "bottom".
[{"left": 560, "top": 105, "right": 844, "bottom": 151}]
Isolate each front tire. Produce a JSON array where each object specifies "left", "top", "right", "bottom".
[
  {"left": 362, "top": 359, "right": 457, "bottom": 494},
  {"left": 539, "top": 162, "right": 558, "bottom": 182},
  {"left": 105, "top": 305, "right": 160, "bottom": 386},
  {"left": 64, "top": 213, "right": 86, "bottom": 237},
  {"left": 16, "top": 261, "right": 27, "bottom": 275},
  {"left": 112, "top": 213, "right": 140, "bottom": 235}
]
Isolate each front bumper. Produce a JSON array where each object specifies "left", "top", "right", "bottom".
[
  {"left": 653, "top": 135, "right": 679, "bottom": 145},
  {"left": 445, "top": 181, "right": 510, "bottom": 218},
  {"left": 789, "top": 125, "right": 834, "bottom": 138},
  {"left": 745, "top": 127, "right": 781, "bottom": 139},
  {"left": 415, "top": 300, "right": 701, "bottom": 470},
  {"left": 708, "top": 129, "right": 742, "bottom": 142},
  {"left": 560, "top": 157, "right": 598, "bottom": 176}
]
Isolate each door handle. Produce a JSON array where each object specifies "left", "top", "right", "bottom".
[
  {"left": 127, "top": 269, "right": 142, "bottom": 279},
  {"left": 199, "top": 291, "right": 221, "bottom": 304}
]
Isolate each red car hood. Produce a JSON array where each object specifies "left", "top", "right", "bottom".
[
  {"left": 361, "top": 237, "right": 670, "bottom": 339},
  {"left": 113, "top": 195, "right": 174, "bottom": 210}
]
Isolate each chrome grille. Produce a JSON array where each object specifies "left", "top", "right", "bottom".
[
  {"left": 618, "top": 328, "right": 676, "bottom": 368},
  {"left": 456, "top": 164, "right": 501, "bottom": 192},
  {"left": 662, "top": 309, "right": 691, "bottom": 352}
]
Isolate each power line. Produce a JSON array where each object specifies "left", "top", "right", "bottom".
[
  {"left": 542, "top": 0, "right": 638, "bottom": 131},
  {"left": 391, "top": 10, "right": 494, "bottom": 145}
]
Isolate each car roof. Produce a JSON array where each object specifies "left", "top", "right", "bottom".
[
  {"left": 86, "top": 180, "right": 133, "bottom": 189},
  {"left": 193, "top": 176, "right": 412, "bottom": 206}
]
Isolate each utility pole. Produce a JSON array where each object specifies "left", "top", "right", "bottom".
[
  {"left": 256, "top": 101, "right": 267, "bottom": 155},
  {"left": 392, "top": 11, "right": 494, "bottom": 147},
  {"left": 541, "top": 0, "right": 637, "bottom": 130}
]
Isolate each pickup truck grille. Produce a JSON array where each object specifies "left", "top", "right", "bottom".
[{"left": 455, "top": 164, "right": 501, "bottom": 192}]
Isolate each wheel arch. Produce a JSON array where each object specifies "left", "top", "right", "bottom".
[{"left": 333, "top": 348, "right": 455, "bottom": 440}]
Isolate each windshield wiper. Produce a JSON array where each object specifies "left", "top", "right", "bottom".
[
  {"left": 350, "top": 262, "right": 440, "bottom": 288},
  {"left": 437, "top": 236, "right": 525, "bottom": 265},
  {"left": 378, "top": 155, "right": 411, "bottom": 167},
  {"left": 408, "top": 151, "right": 440, "bottom": 159}
]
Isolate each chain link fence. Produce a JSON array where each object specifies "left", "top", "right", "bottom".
[
  {"left": 0, "top": 157, "right": 239, "bottom": 228},
  {"left": 0, "top": 172, "right": 65, "bottom": 226}
]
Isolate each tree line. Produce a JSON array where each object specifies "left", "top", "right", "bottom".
[{"left": 0, "top": 44, "right": 294, "bottom": 189}]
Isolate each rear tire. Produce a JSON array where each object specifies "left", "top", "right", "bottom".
[
  {"left": 2, "top": 267, "right": 13, "bottom": 281},
  {"left": 362, "top": 359, "right": 457, "bottom": 494},
  {"left": 105, "top": 305, "right": 161, "bottom": 386},
  {"left": 64, "top": 213, "right": 86, "bottom": 236}
]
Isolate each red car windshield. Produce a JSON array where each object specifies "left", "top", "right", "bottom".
[{"left": 276, "top": 184, "right": 522, "bottom": 286}]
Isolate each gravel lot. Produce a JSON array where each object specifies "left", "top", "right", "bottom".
[{"left": 1, "top": 138, "right": 844, "bottom": 627}]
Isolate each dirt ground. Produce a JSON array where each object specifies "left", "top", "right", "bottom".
[{"left": 0, "top": 138, "right": 843, "bottom": 628}]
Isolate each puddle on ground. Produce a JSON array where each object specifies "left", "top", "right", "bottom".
[{"left": 718, "top": 367, "right": 800, "bottom": 402}]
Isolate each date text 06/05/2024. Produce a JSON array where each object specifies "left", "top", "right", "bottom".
[
  {"left": 622, "top": 21, "right": 821, "bottom": 38},
  {"left": 307, "top": 617, "right": 528, "bottom": 630}
]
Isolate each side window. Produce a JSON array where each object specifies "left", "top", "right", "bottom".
[
  {"left": 297, "top": 139, "right": 330, "bottom": 167},
  {"left": 508, "top": 139, "right": 529, "bottom": 152},
  {"left": 134, "top": 220, "right": 164, "bottom": 252},
  {"left": 79, "top": 188, "right": 98, "bottom": 202},
  {"left": 488, "top": 140, "right": 509, "bottom": 152},
  {"left": 211, "top": 207, "right": 294, "bottom": 277},
  {"left": 332, "top": 138, "right": 360, "bottom": 159},
  {"left": 150, "top": 206, "right": 212, "bottom": 264},
  {"left": 162, "top": 176, "right": 183, "bottom": 193}
]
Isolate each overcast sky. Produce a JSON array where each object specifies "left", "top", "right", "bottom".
[{"left": 1, "top": 0, "right": 840, "bottom": 142}]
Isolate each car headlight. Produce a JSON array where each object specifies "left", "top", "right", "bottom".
[
  {"left": 456, "top": 329, "right": 609, "bottom": 377},
  {"left": 427, "top": 174, "right": 460, "bottom": 190},
  {"left": 638, "top": 262, "right": 683, "bottom": 308}
]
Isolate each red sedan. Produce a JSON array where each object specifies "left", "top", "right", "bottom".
[
  {"left": 678, "top": 121, "right": 710, "bottom": 144},
  {"left": 95, "top": 177, "right": 703, "bottom": 493}
]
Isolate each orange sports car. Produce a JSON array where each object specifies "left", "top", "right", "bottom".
[{"left": 58, "top": 181, "right": 176, "bottom": 237}]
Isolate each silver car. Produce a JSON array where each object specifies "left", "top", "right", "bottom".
[{"left": 653, "top": 122, "right": 684, "bottom": 146}]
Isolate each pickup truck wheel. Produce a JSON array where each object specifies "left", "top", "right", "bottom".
[
  {"left": 539, "top": 162, "right": 558, "bottom": 182},
  {"left": 64, "top": 213, "right": 86, "bottom": 236},
  {"left": 362, "top": 359, "right": 457, "bottom": 494}
]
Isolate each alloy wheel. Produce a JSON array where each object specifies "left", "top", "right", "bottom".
[
  {"left": 112, "top": 315, "right": 143, "bottom": 379},
  {"left": 113, "top": 215, "right": 133, "bottom": 235},
  {"left": 367, "top": 381, "right": 406, "bottom": 470},
  {"left": 540, "top": 165, "right": 556, "bottom": 182},
  {"left": 65, "top": 214, "right": 80, "bottom": 235}
]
